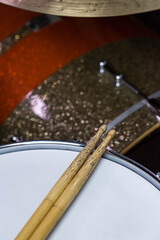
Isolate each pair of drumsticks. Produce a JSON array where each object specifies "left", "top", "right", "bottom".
[{"left": 15, "top": 125, "right": 115, "bottom": 240}]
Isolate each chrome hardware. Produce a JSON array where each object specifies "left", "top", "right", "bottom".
[
  {"left": 11, "top": 136, "right": 24, "bottom": 143},
  {"left": 115, "top": 74, "right": 122, "bottom": 87},
  {"left": 156, "top": 172, "right": 160, "bottom": 180},
  {"left": 99, "top": 60, "right": 107, "bottom": 73},
  {"left": 103, "top": 60, "right": 160, "bottom": 117}
]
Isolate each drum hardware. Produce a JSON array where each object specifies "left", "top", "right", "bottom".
[
  {"left": 0, "top": 14, "right": 61, "bottom": 55},
  {"left": 109, "top": 149, "right": 160, "bottom": 182},
  {"left": 73, "top": 138, "right": 79, "bottom": 143},
  {"left": 99, "top": 60, "right": 107, "bottom": 74},
  {"left": 99, "top": 60, "right": 160, "bottom": 118},
  {"left": 11, "top": 135, "right": 24, "bottom": 143},
  {"left": 115, "top": 74, "right": 122, "bottom": 88},
  {"left": 156, "top": 172, "right": 160, "bottom": 180},
  {"left": 107, "top": 99, "right": 146, "bottom": 131},
  {"left": 10, "top": 135, "right": 79, "bottom": 145}
]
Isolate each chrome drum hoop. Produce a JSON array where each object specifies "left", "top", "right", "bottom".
[{"left": 0, "top": 140, "right": 159, "bottom": 190}]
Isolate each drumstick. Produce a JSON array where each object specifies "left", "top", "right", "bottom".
[
  {"left": 15, "top": 124, "right": 107, "bottom": 240},
  {"left": 29, "top": 129, "right": 115, "bottom": 240}
]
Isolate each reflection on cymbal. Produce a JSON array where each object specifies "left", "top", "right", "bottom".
[{"left": 1, "top": 0, "right": 160, "bottom": 17}]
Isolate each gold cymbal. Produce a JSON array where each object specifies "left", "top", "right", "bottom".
[{"left": 1, "top": 0, "right": 160, "bottom": 17}]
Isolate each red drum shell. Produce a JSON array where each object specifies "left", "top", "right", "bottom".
[{"left": 0, "top": 3, "right": 158, "bottom": 125}]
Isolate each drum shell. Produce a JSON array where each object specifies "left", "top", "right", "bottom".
[
  {"left": 0, "top": 3, "right": 158, "bottom": 125},
  {"left": 0, "top": 4, "right": 160, "bottom": 174}
]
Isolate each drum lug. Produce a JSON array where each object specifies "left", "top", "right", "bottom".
[
  {"left": 99, "top": 60, "right": 107, "bottom": 74},
  {"left": 11, "top": 135, "right": 24, "bottom": 143},
  {"left": 99, "top": 60, "right": 122, "bottom": 87},
  {"left": 115, "top": 74, "right": 122, "bottom": 87}
]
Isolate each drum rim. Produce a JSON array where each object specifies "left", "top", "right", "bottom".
[{"left": 0, "top": 140, "right": 159, "bottom": 190}]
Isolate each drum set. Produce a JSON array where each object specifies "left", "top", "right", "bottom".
[{"left": 0, "top": 1, "right": 160, "bottom": 239}]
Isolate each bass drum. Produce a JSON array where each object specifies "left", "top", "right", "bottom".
[{"left": 0, "top": 141, "right": 159, "bottom": 240}]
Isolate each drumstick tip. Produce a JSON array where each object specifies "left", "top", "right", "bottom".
[
  {"left": 100, "top": 124, "right": 107, "bottom": 132},
  {"left": 107, "top": 129, "right": 116, "bottom": 139}
]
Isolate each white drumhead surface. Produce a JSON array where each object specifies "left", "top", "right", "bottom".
[{"left": 0, "top": 148, "right": 159, "bottom": 240}]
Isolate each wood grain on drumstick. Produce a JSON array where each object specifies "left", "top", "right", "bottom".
[
  {"left": 15, "top": 124, "right": 107, "bottom": 240},
  {"left": 29, "top": 129, "right": 115, "bottom": 240}
]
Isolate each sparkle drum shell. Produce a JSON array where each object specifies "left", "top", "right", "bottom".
[
  {"left": 0, "top": 141, "right": 159, "bottom": 240},
  {"left": 0, "top": 4, "right": 160, "bottom": 175},
  {"left": 0, "top": 3, "right": 158, "bottom": 125}
]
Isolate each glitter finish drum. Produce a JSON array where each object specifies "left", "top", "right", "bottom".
[
  {"left": 0, "top": 4, "right": 160, "bottom": 168},
  {"left": 0, "top": 3, "right": 158, "bottom": 124},
  {"left": 0, "top": 37, "right": 160, "bottom": 157},
  {"left": 0, "top": 141, "right": 159, "bottom": 240}
]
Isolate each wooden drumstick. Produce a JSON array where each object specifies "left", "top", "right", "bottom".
[
  {"left": 29, "top": 129, "right": 115, "bottom": 240},
  {"left": 15, "top": 124, "right": 107, "bottom": 240}
]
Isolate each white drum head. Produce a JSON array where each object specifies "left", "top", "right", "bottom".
[{"left": 0, "top": 142, "right": 159, "bottom": 240}]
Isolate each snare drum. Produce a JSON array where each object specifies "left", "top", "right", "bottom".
[{"left": 0, "top": 142, "right": 159, "bottom": 240}]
